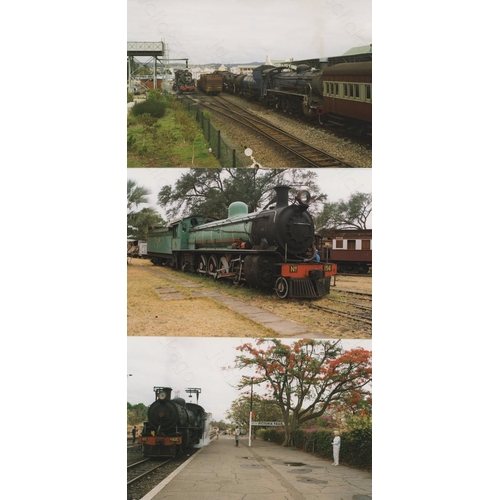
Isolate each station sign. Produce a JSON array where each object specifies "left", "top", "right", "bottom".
[{"left": 251, "top": 421, "right": 285, "bottom": 426}]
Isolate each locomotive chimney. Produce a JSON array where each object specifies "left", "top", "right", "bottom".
[
  {"left": 274, "top": 185, "right": 290, "bottom": 209},
  {"left": 156, "top": 387, "right": 172, "bottom": 401}
]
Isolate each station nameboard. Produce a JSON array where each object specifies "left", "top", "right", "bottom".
[{"left": 251, "top": 421, "right": 285, "bottom": 426}]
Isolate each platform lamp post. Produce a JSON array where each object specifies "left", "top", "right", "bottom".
[{"left": 249, "top": 377, "right": 254, "bottom": 447}]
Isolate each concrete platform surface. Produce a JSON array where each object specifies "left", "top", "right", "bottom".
[{"left": 143, "top": 435, "right": 372, "bottom": 500}]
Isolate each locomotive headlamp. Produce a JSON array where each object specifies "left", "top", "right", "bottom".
[
  {"left": 296, "top": 190, "right": 311, "bottom": 206},
  {"left": 158, "top": 390, "right": 167, "bottom": 401}
]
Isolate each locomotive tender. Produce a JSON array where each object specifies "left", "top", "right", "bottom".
[
  {"left": 140, "top": 387, "right": 207, "bottom": 458},
  {"left": 197, "top": 73, "right": 223, "bottom": 96},
  {"left": 147, "top": 185, "right": 337, "bottom": 299}
]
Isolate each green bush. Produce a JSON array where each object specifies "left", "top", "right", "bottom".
[
  {"left": 127, "top": 133, "right": 136, "bottom": 150},
  {"left": 127, "top": 92, "right": 134, "bottom": 103},
  {"left": 131, "top": 98, "right": 168, "bottom": 118},
  {"left": 260, "top": 417, "right": 371, "bottom": 471}
]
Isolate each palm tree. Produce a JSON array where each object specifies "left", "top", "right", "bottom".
[{"left": 127, "top": 179, "right": 151, "bottom": 212}]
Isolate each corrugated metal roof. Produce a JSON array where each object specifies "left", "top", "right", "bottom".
[{"left": 343, "top": 44, "right": 372, "bottom": 56}]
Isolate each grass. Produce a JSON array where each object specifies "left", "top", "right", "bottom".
[
  {"left": 127, "top": 259, "right": 372, "bottom": 338},
  {"left": 127, "top": 261, "right": 276, "bottom": 337},
  {"left": 127, "top": 100, "right": 222, "bottom": 168}
]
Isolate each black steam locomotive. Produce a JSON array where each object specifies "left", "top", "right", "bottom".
[
  {"left": 140, "top": 387, "right": 207, "bottom": 458},
  {"left": 173, "top": 69, "right": 196, "bottom": 93},
  {"left": 146, "top": 185, "right": 337, "bottom": 299}
]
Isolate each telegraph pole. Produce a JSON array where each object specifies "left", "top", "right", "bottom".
[{"left": 248, "top": 377, "right": 254, "bottom": 447}]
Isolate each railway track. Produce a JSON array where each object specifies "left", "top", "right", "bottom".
[
  {"left": 187, "top": 94, "right": 355, "bottom": 168},
  {"left": 308, "top": 303, "right": 372, "bottom": 325},
  {"left": 127, "top": 458, "right": 173, "bottom": 486}
]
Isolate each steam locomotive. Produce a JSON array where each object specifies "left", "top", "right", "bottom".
[
  {"left": 146, "top": 185, "right": 337, "bottom": 299},
  {"left": 173, "top": 69, "right": 196, "bottom": 93},
  {"left": 140, "top": 387, "right": 207, "bottom": 458},
  {"left": 214, "top": 60, "right": 371, "bottom": 134}
]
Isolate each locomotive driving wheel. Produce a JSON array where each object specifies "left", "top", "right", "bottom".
[
  {"left": 275, "top": 277, "right": 290, "bottom": 299},
  {"left": 208, "top": 255, "right": 218, "bottom": 278},
  {"left": 198, "top": 254, "right": 208, "bottom": 276}
]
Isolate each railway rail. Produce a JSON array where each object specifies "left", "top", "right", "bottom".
[
  {"left": 127, "top": 457, "right": 173, "bottom": 486},
  {"left": 308, "top": 303, "right": 372, "bottom": 325},
  {"left": 186, "top": 94, "right": 355, "bottom": 168}
]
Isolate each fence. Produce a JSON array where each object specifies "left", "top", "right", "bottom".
[{"left": 180, "top": 99, "right": 249, "bottom": 168}]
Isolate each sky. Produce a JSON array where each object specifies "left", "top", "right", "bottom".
[
  {"left": 127, "top": 167, "right": 372, "bottom": 224},
  {"left": 127, "top": 0, "right": 372, "bottom": 65},
  {"left": 127, "top": 336, "right": 372, "bottom": 422}
]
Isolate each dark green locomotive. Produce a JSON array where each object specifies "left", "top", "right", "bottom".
[{"left": 146, "top": 186, "right": 336, "bottom": 299}]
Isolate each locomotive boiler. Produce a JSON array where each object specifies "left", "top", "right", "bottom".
[
  {"left": 140, "top": 387, "right": 207, "bottom": 458},
  {"left": 233, "top": 65, "right": 284, "bottom": 100},
  {"left": 146, "top": 185, "right": 337, "bottom": 299}
]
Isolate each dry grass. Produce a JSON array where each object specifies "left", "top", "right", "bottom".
[
  {"left": 127, "top": 259, "right": 372, "bottom": 338},
  {"left": 127, "top": 261, "right": 276, "bottom": 337}
]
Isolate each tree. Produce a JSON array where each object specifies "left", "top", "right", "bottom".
[
  {"left": 128, "top": 179, "right": 151, "bottom": 211},
  {"left": 127, "top": 402, "right": 148, "bottom": 425},
  {"left": 157, "top": 168, "right": 327, "bottom": 221},
  {"left": 315, "top": 191, "right": 372, "bottom": 230},
  {"left": 226, "top": 393, "right": 283, "bottom": 431},
  {"left": 128, "top": 207, "right": 166, "bottom": 240},
  {"left": 127, "top": 179, "right": 165, "bottom": 239},
  {"left": 210, "top": 420, "right": 229, "bottom": 432},
  {"left": 232, "top": 338, "right": 372, "bottom": 447}
]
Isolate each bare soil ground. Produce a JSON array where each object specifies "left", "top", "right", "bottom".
[{"left": 127, "top": 259, "right": 372, "bottom": 339}]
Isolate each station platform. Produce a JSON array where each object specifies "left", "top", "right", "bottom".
[{"left": 142, "top": 434, "right": 372, "bottom": 500}]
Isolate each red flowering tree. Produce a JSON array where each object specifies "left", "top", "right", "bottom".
[{"left": 233, "top": 338, "right": 372, "bottom": 447}]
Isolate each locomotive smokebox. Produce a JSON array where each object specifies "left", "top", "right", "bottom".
[{"left": 274, "top": 185, "right": 290, "bottom": 209}]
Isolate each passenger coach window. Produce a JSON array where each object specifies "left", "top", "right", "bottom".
[
  {"left": 362, "top": 240, "right": 371, "bottom": 250},
  {"left": 347, "top": 240, "right": 356, "bottom": 250},
  {"left": 335, "top": 239, "right": 343, "bottom": 249},
  {"left": 366, "top": 85, "right": 371, "bottom": 101}
]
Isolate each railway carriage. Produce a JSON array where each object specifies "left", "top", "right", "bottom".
[
  {"left": 320, "top": 61, "right": 372, "bottom": 133},
  {"left": 146, "top": 185, "right": 337, "bottom": 299},
  {"left": 318, "top": 229, "right": 372, "bottom": 274}
]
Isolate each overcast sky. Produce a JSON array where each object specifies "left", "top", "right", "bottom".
[
  {"left": 127, "top": 336, "right": 372, "bottom": 421},
  {"left": 127, "top": 167, "right": 372, "bottom": 223},
  {"left": 127, "top": 0, "right": 372, "bottom": 65}
]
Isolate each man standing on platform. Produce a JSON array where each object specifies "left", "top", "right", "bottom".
[
  {"left": 235, "top": 427, "right": 241, "bottom": 446},
  {"left": 332, "top": 431, "right": 341, "bottom": 466}
]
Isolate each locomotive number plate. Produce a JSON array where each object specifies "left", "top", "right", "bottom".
[
  {"left": 289, "top": 265, "right": 298, "bottom": 273},
  {"left": 169, "top": 437, "right": 179, "bottom": 442},
  {"left": 323, "top": 265, "right": 332, "bottom": 271}
]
